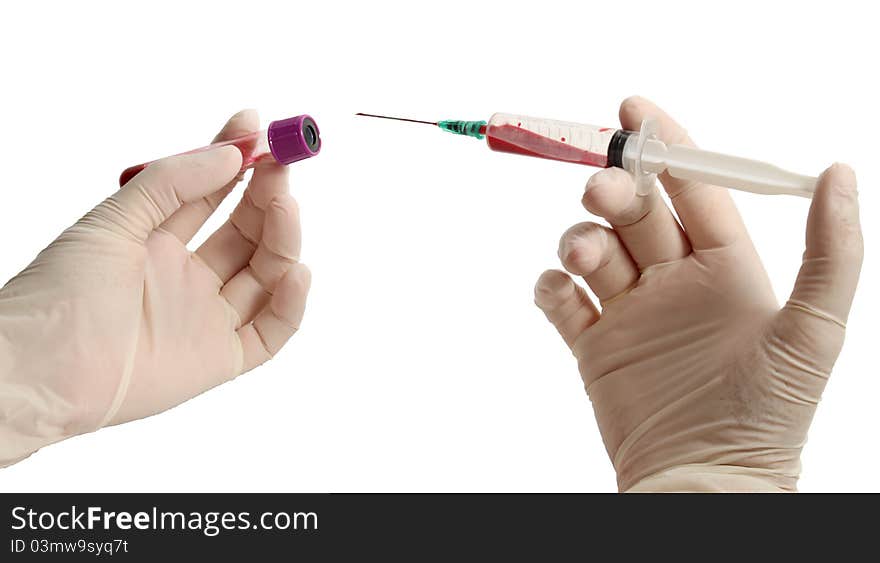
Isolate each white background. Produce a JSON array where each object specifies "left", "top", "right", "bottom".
[{"left": 0, "top": 1, "right": 876, "bottom": 492}]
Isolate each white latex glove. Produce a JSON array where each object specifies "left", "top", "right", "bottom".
[
  {"left": 0, "top": 110, "right": 311, "bottom": 467},
  {"left": 534, "top": 97, "right": 863, "bottom": 492}
]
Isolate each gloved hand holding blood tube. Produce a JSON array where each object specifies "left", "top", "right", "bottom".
[
  {"left": 119, "top": 114, "right": 321, "bottom": 186},
  {"left": 356, "top": 112, "right": 816, "bottom": 198},
  {"left": 0, "top": 109, "right": 319, "bottom": 468}
]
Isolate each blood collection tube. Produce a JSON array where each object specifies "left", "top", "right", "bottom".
[{"left": 119, "top": 114, "right": 321, "bottom": 186}]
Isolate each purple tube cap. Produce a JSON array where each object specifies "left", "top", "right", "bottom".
[{"left": 267, "top": 114, "right": 321, "bottom": 165}]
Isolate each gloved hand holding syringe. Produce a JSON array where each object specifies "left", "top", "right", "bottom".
[{"left": 356, "top": 112, "right": 816, "bottom": 198}]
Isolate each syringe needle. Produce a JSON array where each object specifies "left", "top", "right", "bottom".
[
  {"left": 357, "top": 112, "right": 488, "bottom": 140},
  {"left": 355, "top": 113, "right": 438, "bottom": 126}
]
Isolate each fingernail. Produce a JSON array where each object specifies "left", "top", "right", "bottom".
[
  {"left": 584, "top": 168, "right": 618, "bottom": 194},
  {"left": 829, "top": 162, "right": 856, "bottom": 185},
  {"left": 534, "top": 270, "right": 572, "bottom": 306},
  {"left": 231, "top": 108, "right": 258, "bottom": 120},
  {"left": 584, "top": 173, "right": 604, "bottom": 194},
  {"left": 557, "top": 233, "right": 576, "bottom": 261},
  {"left": 825, "top": 162, "right": 857, "bottom": 199},
  {"left": 557, "top": 238, "right": 567, "bottom": 260},
  {"left": 621, "top": 95, "right": 645, "bottom": 109}
]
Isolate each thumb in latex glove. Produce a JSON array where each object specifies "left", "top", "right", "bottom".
[
  {"left": 0, "top": 110, "right": 311, "bottom": 467},
  {"left": 534, "top": 97, "right": 863, "bottom": 492}
]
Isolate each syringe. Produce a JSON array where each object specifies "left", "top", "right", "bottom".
[{"left": 355, "top": 112, "right": 816, "bottom": 198}]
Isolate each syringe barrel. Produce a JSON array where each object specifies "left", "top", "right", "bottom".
[
  {"left": 484, "top": 113, "right": 620, "bottom": 168},
  {"left": 119, "top": 115, "right": 321, "bottom": 186},
  {"left": 484, "top": 112, "right": 816, "bottom": 198}
]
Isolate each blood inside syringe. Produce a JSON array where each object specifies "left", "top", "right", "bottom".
[
  {"left": 483, "top": 124, "right": 608, "bottom": 167},
  {"left": 118, "top": 132, "right": 269, "bottom": 186}
]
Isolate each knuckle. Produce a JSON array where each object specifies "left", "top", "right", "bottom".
[{"left": 269, "top": 194, "right": 300, "bottom": 217}]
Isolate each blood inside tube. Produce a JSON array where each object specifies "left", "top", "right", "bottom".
[
  {"left": 485, "top": 124, "right": 608, "bottom": 168},
  {"left": 119, "top": 131, "right": 268, "bottom": 186}
]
